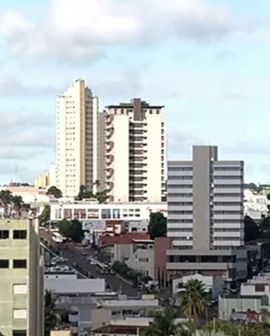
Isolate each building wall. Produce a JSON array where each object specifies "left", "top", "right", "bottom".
[
  {"left": 56, "top": 79, "right": 99, "bottom": 197},
  {"left": 167, "top": 146, "right": 244, "bottom": 250},
  {"left": 126, "top": 243, "right": 155, "bottom": 278},
  {"left": 50, "top": 202, "right": 167, "bottom": 222},
  {"left": 104, "top": 99, "right": 165, "bottom": 203},
  {"left": 0, "top": 219, "right": 43, "bottom": 336},
  {"left": 154, "top": 237, "right": 171, "bottom": 285},
  {"left": 219, "top": 296, "right": 263, "bottom": 321}
]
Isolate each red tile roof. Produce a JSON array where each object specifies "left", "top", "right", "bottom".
[{"left": 99, "top": 232, "right": 150, "bottom": 246}]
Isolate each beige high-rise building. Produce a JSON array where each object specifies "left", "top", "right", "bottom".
[
  {"left": 103, "top": 98, "right": 166, "bottom": 202},
  {"left": 56, "top": 79, "right": 99, "bottom": 197},
  {"left": 0, "top": 218, "right": 43, "bottom": 336}
]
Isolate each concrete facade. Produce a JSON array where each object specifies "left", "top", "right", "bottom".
[
  {"left": 0, "top": 219, "right": 43, "bottom": 336},
  {"left": 103, "top": 98, "right": 166, "bottom": 203},
  {"left": 166, "top": 146, "right": 247, "bottom": 281},
  {"left": 55, "top": 79, "right": 100, "bottom": 197}
]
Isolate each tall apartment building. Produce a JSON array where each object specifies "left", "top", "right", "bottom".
[
  {"left": 0, "top": 219, "right": 43, "bottom": 336},
  {"left": 56, "top": 79, "right": 99, "bottom": 197},
  {"left": 166, "top": 146, "right": 247, "bottom": 281},
  {"left": 103, "top": 98, "right": 166, "bottom": 202}
]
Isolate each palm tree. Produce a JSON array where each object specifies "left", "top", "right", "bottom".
[
  {"left": 179, "top": 279, "right": 208, "bottom": 330},
  {"left": 143, "top": 308, "right": 186, "bottom": 336},
  {"left": 11, "top": 195, "right": 24, "bottom": 216},
  {"left": 44, "top": 290, "right": 58, "bottom": 336}
]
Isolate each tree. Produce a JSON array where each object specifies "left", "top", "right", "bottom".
[
  {"left": 39, "top": 205, "right": 51, "bottom": 225},
  {"left": 244, "top": 215, "right": 261, "bottom": 242},
  {"left": 0, "top": 189, "right": 13, "bottom": 216},
  {"left": 77, "top": 184, "right": 109, "bottom": 203},
  {"left": 58, "top": 219, "right": 84, "bottom": 242},
  {"left": 44, "top": 290, "right": 58, "bottom": 336},
  {"left": 148, "top": 212, "right": 167, "bottom": 239},
  {"left": 143, "top": 308, "right": 185, "bottom": 336},
  {"left": 47, "top": 186, "right": 62, "bottom": 198},
  {"left": 179, "top": 279, "right": 208, "bottom": 329},
  {"left": 11, "top": 195, "right": 24, "bottom": 212}
]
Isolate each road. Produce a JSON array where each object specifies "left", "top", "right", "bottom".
[{"left": 40, "top": 229, "right": 139, "bottom": 297}]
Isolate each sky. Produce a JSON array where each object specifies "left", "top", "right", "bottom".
[{"left": 0, "top": 0, "right": 270, "bottom": 184}]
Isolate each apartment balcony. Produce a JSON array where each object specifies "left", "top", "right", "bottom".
[
  {"left": 105, "top": 127, "right": 114, "bottom": 138},
  {"left": 105, "top": 154, "right": 114, "bottom": 165},
  {"left": 105, "top": 182, "right": 114, "bottom": 192},
  {"left": 106, "top": 168, "right": 114, "bottom": 179},
  {"left": 105, "top": 141, "right": 114, "bottom": 152}
]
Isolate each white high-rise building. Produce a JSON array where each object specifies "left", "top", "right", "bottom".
[
  {"left": 166, "top": 146, "right": 247, "bottom": 281},
  {"left": 56, "top": 79, "right": 99, "bottom": 197},
  {"left": 104, "top": 98, "right": 166, "bottom": 203}
]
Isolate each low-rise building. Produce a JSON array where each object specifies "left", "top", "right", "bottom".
[
  {"left": 244, "top": 189, "right": 268, "bottom": 221},
  {"left": 50, "top": 201, "right": 167, "bottom": 223},
  {"left": 219, "top": 272, "right": 270, "bottom": 320},
  {"left": 92, "top": 296, "right": 159, "bottom": 330},
  {"left": 100, "top": 234, "right": 170, "bottom": 282},
  {"left": 92, "top": 318, "right": 152, "bottom": 336}
]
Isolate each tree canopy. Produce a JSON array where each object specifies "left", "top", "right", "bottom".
[
  {"left": 39, "top": 205, "right": 50, "bottom": 225},
  {"left": 148, "top": 212, "right": 167, "bottom": 239},
  {"left": 58, "top": 219, "right": 84, "bottom": 242},
  {"left": 77, "top": 184, "right": 109, "bottom": 203},
  {"left": 46, "top": 186, "right": 62, "bottom": 198},
  {"left": 244, "top": 215, "right": 261, "bottom": 242}
]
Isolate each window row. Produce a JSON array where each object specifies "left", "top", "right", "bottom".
[
  {"left": 0, "top": 230, "right": 27, "bottom": 240},
  {"left": 0, "top": 259, "right": 27, "bottom": 269}
]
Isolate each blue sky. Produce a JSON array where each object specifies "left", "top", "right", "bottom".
[{"left": 0, "top": 0, "right": 270, "bottom": 184}]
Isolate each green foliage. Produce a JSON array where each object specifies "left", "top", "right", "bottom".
[
  {"left": 0, "top": 190, "right": 25, "bottom": 216},
  {"left": 58, "top": 219, "right": 84, "bottom": 242},
  {"left": 259, "top": 216, "right": 270, "bottom": 240},
  {"left": 39, "top": 205, "right": 50, "bottom": 225},
  {"left": 244, "top": 215, "right": 261, "bottom": 242},
  {"left": 112, "top": 260, "right": 140, "bottom": 285},
  {"left": 143, "top": 308, "right": 185, "bottom": 336},
  {"left": 47, "top": 186, "right": 62, "bottom": 198},
  {"left": 179, "top": 279, "right": 208, "bottom": 327},
  {"left": 44, "top": 290, "right": 58, "bottom": 336},
  {"left": 148, "top": 212, "right": 167, "bottom": 239},
  {"left": 77, "top": 184, "right": 109, "bottom": 203}
]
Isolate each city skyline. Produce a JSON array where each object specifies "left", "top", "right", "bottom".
[{"left": 0, "top": 0, "right": 270, "bottom": 184}]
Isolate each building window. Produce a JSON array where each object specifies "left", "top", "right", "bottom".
[
  {"left": 13, "top": 260, "right": 27, "bottom": 269},
  {"left": 13, "top": 331, "right": 27, "bottom": 336},
  {"left": 13, "top": 284, "right": 27, "bottom": 294},
  {"left": 0, "top": 260, "right": 9, "bottom": 268},
  {"left": 0, "top": 230, "right": 9, "bottom": 239},
  {"left": 13, "top": 309, "right": 27, "bottom": 319},
  {"left": 13, "top": 230, "right": 27, "bottom": 239}
]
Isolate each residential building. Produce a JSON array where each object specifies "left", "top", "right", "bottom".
[
  {"left": 244, "top": 189, "right": 268, "bottom": 221},
  {"left": 103, "top": 98, "right": 166, "bottom": 203},
  {"left": 92, "top": 318, "right": 152, "bottom": 336},
  {"left": 55, "top": 79, "right": 100, "bottom": 197},
  {"left": 219, "top": 271, "right": 270, "bottom": 320},
  {"left": 34, "top": 171, "right": 50, "bottom": 189},
  {"left": 166, "top": 146, "right": 247, "bottom": 281},
  {"left": 92, "top": 296, "right": 159, "bottom": 329},
  {"left": 100, "top": 234, "right": 170, "bottom": 282},
  {"left": 0, "top": 218, "right": 43, "bottom": 336}
]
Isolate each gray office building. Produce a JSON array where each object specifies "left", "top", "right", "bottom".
[{"left": 166, "top": 146, "right": 247, "bottom": 281}]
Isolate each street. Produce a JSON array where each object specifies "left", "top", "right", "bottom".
[{"left": 40, "top": 229, "right": 139, "bottom": 297}]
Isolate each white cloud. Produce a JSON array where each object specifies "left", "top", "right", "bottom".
[{"left": 0, "top": 0, "right": 236, "bottom": 62}]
